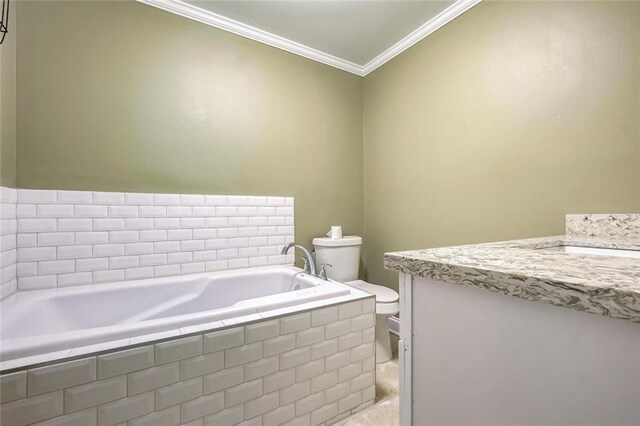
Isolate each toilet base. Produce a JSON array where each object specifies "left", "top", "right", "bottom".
[{"left": 375, "top": 313, "right": 394, "bottom": 363}]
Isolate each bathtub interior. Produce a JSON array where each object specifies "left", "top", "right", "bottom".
[
  {"left": 1, "top": 267, "right": 317, "bottom": 339},
  {"left": 0, "top": 266, "right": 361, "bottom": 366}
]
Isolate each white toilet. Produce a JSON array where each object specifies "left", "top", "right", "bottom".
[{"left": 312, "top": 236, "right": 399, "bottom": 363}]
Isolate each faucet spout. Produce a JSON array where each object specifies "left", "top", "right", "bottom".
[{"left": 281, "top": 243, "right": 317, "bottom": 276}]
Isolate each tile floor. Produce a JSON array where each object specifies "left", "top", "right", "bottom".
[{"left": 334, "top": 349, "right": 399, "bottom": 426}]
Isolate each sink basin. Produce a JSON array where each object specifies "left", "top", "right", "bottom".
[{"left": 537, "top": 245, "right": 640, "bottom": 259}]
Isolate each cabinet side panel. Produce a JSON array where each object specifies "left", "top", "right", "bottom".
[{"left": 411, "top": 276, "right": 640, "bottom": 426}]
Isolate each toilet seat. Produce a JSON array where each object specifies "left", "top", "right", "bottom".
[{"left": 346, "top": 280, "right": 400, "bottom": 315}]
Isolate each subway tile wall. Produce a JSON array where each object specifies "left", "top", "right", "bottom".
[
  {"left": 3, "top": 188, "right": 294, "bottom": 292},
  {"left": 0, "top": 299, "right": 376, "bottom": 426},
  {"left": 1, "top": 187, "right": 18, "bottom": 299}
]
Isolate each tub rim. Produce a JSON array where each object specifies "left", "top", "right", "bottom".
[{"left": 0, "top": 266, "right": 373, "bottom": 373}]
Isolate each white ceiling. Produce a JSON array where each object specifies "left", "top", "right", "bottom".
[
  {"left": 186, "top": 1, "right": 455, "bottom": 66},
  {"left": 139, "top": 0, "right": 481, "bottom": 75}
]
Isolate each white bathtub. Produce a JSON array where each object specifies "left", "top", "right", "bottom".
[{"left": 0, "top": 266, "right": 351, "bottom": 364}]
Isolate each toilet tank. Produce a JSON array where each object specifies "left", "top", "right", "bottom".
[{"left": 312, "top": 236, "right": 362, "bottom": 282}]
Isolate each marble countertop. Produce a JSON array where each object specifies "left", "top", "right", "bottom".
[{"left": 384, "top": 235, "right": 640, "bottom": 323}]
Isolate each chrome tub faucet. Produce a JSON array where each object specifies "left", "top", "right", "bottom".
[{"left": 281, "top": 243, "right": 317, "bottom": 277}]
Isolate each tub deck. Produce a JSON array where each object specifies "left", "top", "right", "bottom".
[{"left": 0, "top": 265, "right": 368, "bottom": 371}]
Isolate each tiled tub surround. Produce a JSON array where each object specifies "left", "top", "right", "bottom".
[
  {"left": 0, "top": 298, "right": 376, "bottom": 426},
  {"left": 385, "top": 214, "right": 640, "bottom": 323},
  {"left": 1, "top": 187, "right": 18, "bottom": 299},
  {"left": 8, "top": 188, "right": 294, "bottom": 292}
]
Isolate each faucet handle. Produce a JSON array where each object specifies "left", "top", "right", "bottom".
[
  {"left": 302, "top": 257, "right": 311, "bottom": 274},
  {"left": 319, "top": 264, "right": 332, "bottom": 280}
]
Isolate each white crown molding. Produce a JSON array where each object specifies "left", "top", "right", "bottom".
[
  {"left": 136, "top": 0, "right": 364, "bottom": 75},
  {"left": 361, "top": 0, "right": 483, "bottom": 76},
  {"left": 137, "top": 0, "right": 481, "bottom": 77}
]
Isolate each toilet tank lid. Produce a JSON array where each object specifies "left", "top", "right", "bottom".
[{"left": 312, "top": 236, "right": 362, "bottom": 247}]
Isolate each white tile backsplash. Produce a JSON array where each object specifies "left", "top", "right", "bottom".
[
  {"left": 1, "top": 187, "right": 18, "bottom": 300},
  {"left": 58, "top": 190, "right": 93, "bottom": 205},
  {"left": 1, "top": 188, "right": 294, "bottom": 292},
  {"left": 18, "top": 189, "right": 58, "bottom": 204}
]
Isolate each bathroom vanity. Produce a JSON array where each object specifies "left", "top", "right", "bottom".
[{"left": 385, "top": 214, "right": 640, "bottom": 426}]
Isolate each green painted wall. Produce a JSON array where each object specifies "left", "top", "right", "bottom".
[
  {"left": 16, "top": 1, "right": 364, "bottom": 252},
  {"left": 0, "top": 1, "right": 17, "bottom": 188},
  {"left": 363, "top": 1, "right": 640, "bottom": 290},
  {"left": 13, "top": 1, "right": 640, "bottom": 288}
]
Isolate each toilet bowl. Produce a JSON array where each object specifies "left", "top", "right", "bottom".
[
  {"left": 312, "top": 235, "right": 400, "bottom": 364},
  {"left": 346, "top": 279, "right": 399, "bottom": 363}
]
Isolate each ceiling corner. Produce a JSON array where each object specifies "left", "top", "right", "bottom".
[{"left": 137, "top": 0, "right": 482, "bottom": 77}]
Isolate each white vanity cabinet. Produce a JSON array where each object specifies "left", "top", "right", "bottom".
[{"left": 398, "top": 272, "right": 640, "bottom": 426}]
